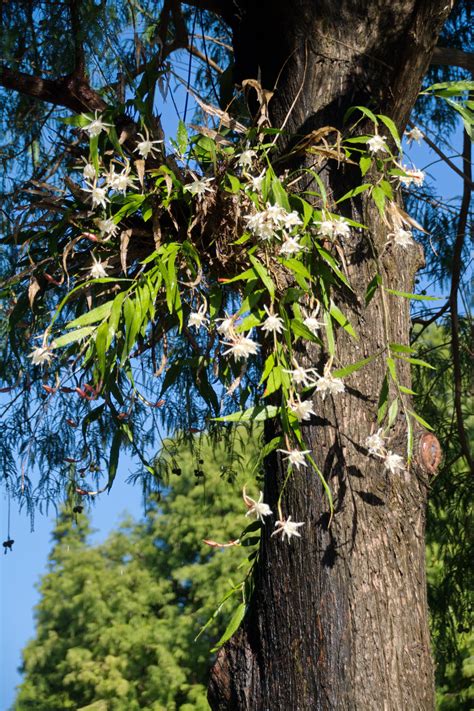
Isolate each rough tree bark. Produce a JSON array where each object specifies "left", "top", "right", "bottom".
[{"left": 207, "top": 2, "right": 452, "bottom": 709}]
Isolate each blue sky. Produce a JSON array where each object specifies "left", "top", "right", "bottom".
[{"left": 0, "top": 83, "right": 468, "bottom": 710}]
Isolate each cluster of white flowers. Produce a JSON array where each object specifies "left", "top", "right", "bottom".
[
  {"left": 314, "top": 371, "right": 345, "bottom": 399},
  {"left": 242, "top": 488, "right": 305, "bottom": 543},
  {"left": 28, "top": 345, "right": 54, "bottom": 366},
  {"left": 222, "top": 331, "right": 260, "bottom": 361},
  {"left": 317, "top": 218, "right": 351, "bottom": 241},
  {"left": 364, "top": 428, "right": 405, "bottom": 474},
  {"left": 244, "top": 203, "right": 303, "bottom": 251},
  {"left": 391, "top": 227, "right": 414, "bottom": 248},
  {"left": 398, "top": 166, "right": 425, "bottom": 187},
  {"left": 367, "top": 135, "right": 389, "bottom": 156}
]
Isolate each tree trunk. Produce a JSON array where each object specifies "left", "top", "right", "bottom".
[{"left": 208, "top": 2, "right": 450, "bottom": 709}]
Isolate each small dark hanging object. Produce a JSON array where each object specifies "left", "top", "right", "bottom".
[
  {"left": 3, "top": 538, "right": 14, "bottom": 554},
  {"left": 73, "top": 505, "right": 84, "bottom": 514}
]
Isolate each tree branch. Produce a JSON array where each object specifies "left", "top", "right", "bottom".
[
  {"left": 431, "top": 46, "right": 474, "bottom": 73},
  {"left": 449, "top": 126, "right": 473, "bottom": 472},
  {"left": 0, "top": 66, "right": 106, "bottom": 114}
]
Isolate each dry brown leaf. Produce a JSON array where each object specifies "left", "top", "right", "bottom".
[
  {"left": 120, "top": 229, "right": 132, "bottom": 274},
  {"left": 28, "top": 277, "right": 41, "bottom": 307}
]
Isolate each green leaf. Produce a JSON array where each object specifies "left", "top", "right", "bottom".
[
  {"left": 280, "top": 258, "right": 312, "bottom": 281},
  {"left": 398, "top": 385, "right": 416, "bottom": 395},
  {"left": 329, "top": 302, "right": 357, "bottom": 338},
  {"left": 388, "top": 399, "right": 398, "bottom": 427},
  {"left": 408, "top": 409, "right": 434, "bottom": 431},
  {"left": 67, "top": 301, "right": 114, "bottom": 329},
  {"left": 423, "top": 80, "right": 474, "bottom": 94},
  {"left": 365, "top": 273, "right": 382, "bottom": 306},
  {"left": 53, "top": 326, "right": 96, "bottom": 349},
  {"left": 177, "top": 120, "right": 189, "bottom": 155},
  {"left": 213, "top": 405, "right": 279, "bottom": 423},
  {"left": 290, "top": 319, "right": 323, "bottom": 345},
  {"left": 377, "top": 114, "right": 402, "bottom": 150},
  {"left": 107, "top": 429, "right": 122, "bottom": 490},
  {"left": 211, "top": 602, "right": 246, "bottom": 652},
  {"left": 344, "top": 105, "right": 378, "bottom": 126},
  {"left": 372, "top": 185, "right": 386, "bottom": 215},
  {"left": 385, "top": 288, "right": 440, "bottom": 301},
  {"left": 248, "top": 254, "right": 275, "bottom": 298},
  {"left": 324, "top": 310, "right": 335, "bottom": 356},
  {"left": 226, "top": 174, "right": 241, "bottom": 193},
  {"left": 271, "top": 178, "right": 291, "bottom": 211},
  {"left": 394, "top": 355, "right": 436, "bottom": 369},
  {"left": 389, "top": 343, "right": 416, "bottom": 354},
  {"left": 360, "top": 155, "right": 372, "bottom": 177},
  {"left": 332, "top": 355, "right": 375, "bottom": 379},
  {"left": 336, "top": 183, "right": 372, "bottom": 204},
  {"left": 377, "top": 375, "right": 389, "bottom": 423},
  {"left": 260, "top": 353, "right": 275, "bottom": 384},
  {"left": 386, "top": 357, "right": 398, "bottom": 382},
  {"left": 263, "top": 366, "right": 282, "bottom": 397}
]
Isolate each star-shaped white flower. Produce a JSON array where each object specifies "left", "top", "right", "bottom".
[
  {"left": 247, "top": 171, "right": 266, "bottom": 192},
  {"left": 84, "top": 181, "right": 109, "bottom": 209},
  {"left": 283, "top": 362, "right": 318, "bottom": 388},
  {"left": 243, "top": 488, "right": 272, "bottom": 522},
  {"left": 367, "top": 135, "right": 389, "bottom": 155},
  {"left": 28, "top": 346, "right": 54, "bottom": 366},
  {"left": 280, "top": 211, "right": 303, "bottom": 230},
  {"left": 315, "top": 372, "right": 345, "bottom": 399},
  {"left": 222, "top": 332, "right": 260, "bottom": 360},
  {"left": 82, "top": 111, "right": 112, "bottom": 138},
  {"left": 392, "top": 227, "right": 413, "bottom": 248},
  {"left": 184, "top": 177, "right": 214, "bottom": 197},
  {"left": 405, "top": 126, "right": 423, "bottom": 144},
  {"left": 398, "top": 167, "right": 425, "bottom": 187},
  {"left": 82, "top": 162, "right": 97, "bottom": 181},
  {"left": 317, "top": 218, "right": 351, "bottom": 240},
  {"left": 288, "top": 395, "right": 315, "bottom": 421},
  {"left": 279, "top": 236, "right": 304, "bottom": 256},
  {"left": 89, "top": 256, "right": 108, "bottom": 279},
  {"left": 277, "top": 448, "right": 311, "bottom": 470},
  {"left": 106, "top": 164, "right": 136, "bottom": 195},
  {"left": 135, "top": 130, "right": 163, "bottom": 159},
  {"left": 188, "top": 304, "right": 208, "bottom": 330},
  {"left": 365, "top": 428, "right": 385, "bottom": 456},
  {"left": 237, "top": 149, "right": 257, "bottom": 168},
  {"left": 260, "top": 305, "right": 285, "bottom": 335},
  {"left": 301, "top": 308, "right": 324, "bottom": 335},
  {"left": 216, "top": 314, "right": 236, "bottom": 337},
  {"left": 272, "top": 516, "right": 305, "bottom": 542},
  {"left": 384, "top": 451, "right": 405, "bottom": 474},
  {"left": 95, "top": 217, "right": 119, "bottom": 238}
]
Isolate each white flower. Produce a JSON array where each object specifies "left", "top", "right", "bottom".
[
  {"left": 367, "top": 135, "right": 389, "bottom": 155},
  {"left": 244, "top": 211, "right": 275, "bottom": 240},
  {"left": 405, "top": 126, "right": 423, "bottom": 144},
  {"left": 283, "top": 362, "right": 318, "bottom": 387},
  {"left": 237, "top": 149, "right": 257, "bottom": 168},
  {"left": 272, "top": 516, "right": 305, "bottom": 542},
  {"left": 243, "top": 488, "right": 272, "bottom": 522},
  {"left": 365, "top": 428, "right": 385, "bottom": 456},
  {"left": 89, "top": 256, "right": 108, "bottom": 279},
  {"left": 135, "top": 130, "right": 163, "bottom": 159},
  {"left": 280, "top": 211, "right": 303, "bottom": 230},
  {"left": 279, "top": 236, "right": 304, "bottom": 256},
  {"left": 216, "top": 315, "right": 236, "bottom": 337},
  {"left": 82, "top": 112, "right": 112, "bottom": 138},
  {"left": 95, "top": 217, "right": 119, "bottom": 238},
  {"left": 288, "top": 395, "right": 315, "bottom": 421},
  {"left": 260, "top": 305, "right": 285, "bottom": 335},
  {"left": 398, "top": 167, "right": 425, "bottom": 187},
  {"left": 28, "top": 346, "right": 54, "bottom": 366},
  {"left": 247, "top": 171, "right": 266, "bottom": 192},
  {"left": 301, "top": 308, "right": 324, "bottom": 335},
  {"left": 384, "top": 451, "right": 405, "bottom": 474},
  {"left": 84, "top": 181, "right": 109, "bottom": 209},
  {"left": 222, "top": 332, "right": 260, "bottom": 360},
  {"left": 106, "top": 164, "right": 136, "bottom": 194},
  {"left": 184, "top": 177, "right": 214, "bottom": 197},
  {"left": 82, "top": 162, "right": 97, "bottom": 181},
  {"left": 315, "top": 372, "right": 345, "bottom": 399},
  {"left": 277, "top": 448, "right": 311, "bottom": 470},
  {"left": 188, "top": 304, "right": 208, "bottom": 330},
  {"left": 317, "top": 218, "right": 351, "bottom": 240},
  {"left": 392, "top": 227, "right": 413, "bottom": 248}
]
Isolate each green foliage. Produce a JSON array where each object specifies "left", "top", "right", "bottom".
[
  {"left": 414, "top": 324, "right": 474, "bottom": 709},
  {"left": 14, "top": 430, "right": 261, "bottom": 711}
]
